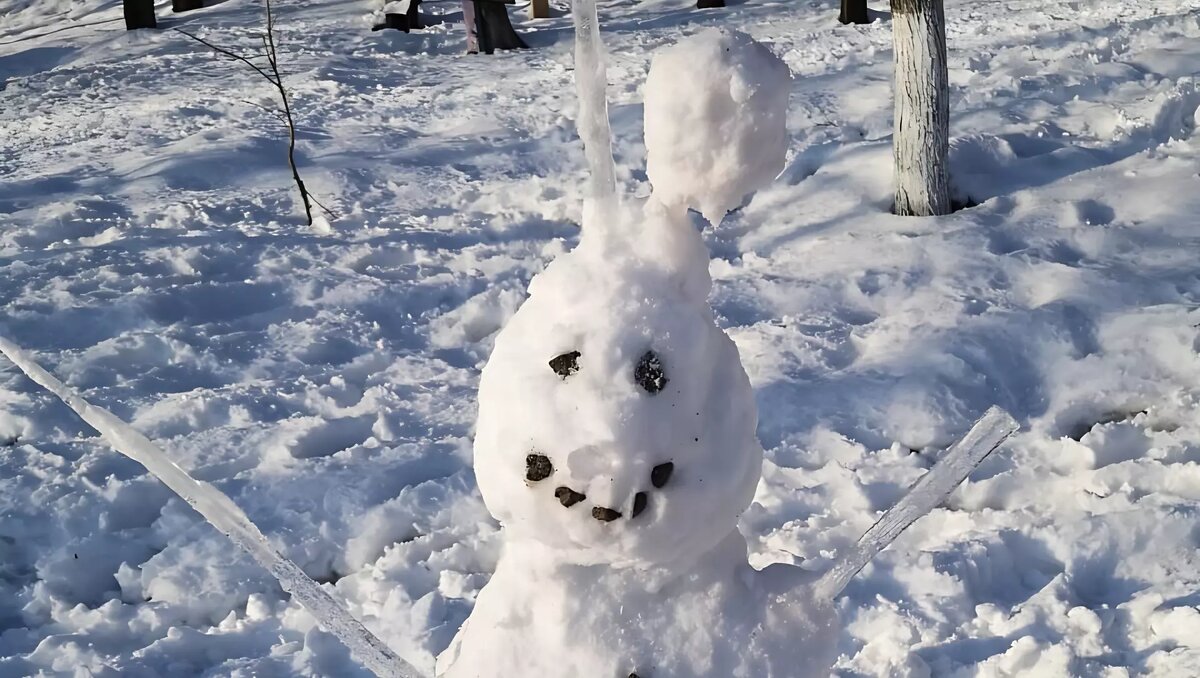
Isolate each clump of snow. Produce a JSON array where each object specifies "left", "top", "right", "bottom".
[{"left": 644, "top": 29, "right": 792, "bottom": 224}]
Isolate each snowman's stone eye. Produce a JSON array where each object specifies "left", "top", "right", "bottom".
[
  {"left": 526, "top": 454, "right": 553, "bottom": 482},
  {"left": 549, "top": 351, "right": 581, "bottom": 378},
  {"left": 555, "top": 486, "right": 586, "bottom": 507},
  {"left": 650, "top": 462, "right": 674, "bottom": 488},
  {"left": 635, "top": 350, "right": 668, "bottom": 394},
  {"left": 631, "top": 492, "right": 648, "bottom": 518},
  {"left": 592, "top": 506, "right": 622, "bottom": 522}
]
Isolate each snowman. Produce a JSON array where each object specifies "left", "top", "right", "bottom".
[
  {"left": 0, "top": 19, "right": 1016, "bottom": 678},
  {"left": 435, "top": 30, "right": 842, "bottom": 678}
]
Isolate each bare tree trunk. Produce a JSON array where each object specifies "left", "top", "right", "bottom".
[
  {"left": 839, "top": 0, "right": 869, "bottom": 25},
  {"left": 123, "top": 0, "right": 156, "bottom": 30},
  {"left": 891, "top": 0, "right": 950, "bottom": 216},
  {"left": 172, "top": 0, "right": 204, "bottom": 12}
]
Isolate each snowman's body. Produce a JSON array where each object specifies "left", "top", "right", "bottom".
[
  {"left": 435, "top": 30, "right": 839, "bottom": 678},
  {"left": 437, "top": 532, "right": 838, "bottom": 678}
]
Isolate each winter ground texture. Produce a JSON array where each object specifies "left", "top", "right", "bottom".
[{"left": 1, "top": 0, "right": 1200, "bottom": 676}]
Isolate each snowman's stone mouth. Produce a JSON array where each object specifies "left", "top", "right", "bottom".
[
  {"left": 592, "top": 506, "right": 622, "bottom": 522},
  {"left": 631, "top": 492, "right": 648, "bottom": 518},
  {"left": 555, "top": 486, "right": 586, "bottom": 507},
  {"left": 534, "top": 462, "right": 675, "bottom": 524}
]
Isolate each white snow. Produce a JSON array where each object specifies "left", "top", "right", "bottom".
[
  {"left": 644, "top": 28, "right": 792, "bottom": 224},
  {"left": 0, "top": 336, "right": 423, "bottom": 678},
  {"left": 3, "top": 0, "right": 1200, "bottom": 676},
  {"left": 813, "top": 406, "right": 1019, "bottom": 602}
]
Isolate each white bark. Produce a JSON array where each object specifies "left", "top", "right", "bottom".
[{"left": 892, "top": 0, "right": 951, "bottom": 216}]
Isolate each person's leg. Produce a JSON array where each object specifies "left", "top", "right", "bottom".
[{"left": 463, "top": 1, "right": 479, "bottom": 54}]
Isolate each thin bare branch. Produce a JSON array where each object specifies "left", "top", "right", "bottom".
[
  {"left": 310, "top": 193, "right": 339, "bottom": 221},
  {"left": 261, "top": 35, "right": 274, "bottom": 67},
  {"left": 179, "top": 0, "right": 323, "bottom": 227},
  {"left": 264, "top": 4, "right": 281, "bottom": 72},
  {"left": 259, "top": 0, "right": 315, "bottom": 226},
  {"left": 175, "top": 28, "right": 279, "bottom": 86},
  {"left": 240, "top": 99, "right": 288, "bottom": 123}
]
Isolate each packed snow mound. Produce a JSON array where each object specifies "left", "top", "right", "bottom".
[
  {"left": 436, "top": 533, "right": 840, "bottom": 678},
  {"left": 472, "top": 201, "right": 762, "bottom": 568},
  {"left": 644, "top": 29, "right": 792, "bottom": 225}
]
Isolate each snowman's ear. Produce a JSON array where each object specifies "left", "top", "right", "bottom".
[{"left": 643, "top": 29, "right": 792, "bottom": 225}]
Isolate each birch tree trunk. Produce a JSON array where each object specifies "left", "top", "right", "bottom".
[{"left": 891, "top": 0, "right": 950, "bottom": 216}]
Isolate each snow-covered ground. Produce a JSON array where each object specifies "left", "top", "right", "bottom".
[{"left": 2, "top": 0, "right": 1199, "bottom": 675}]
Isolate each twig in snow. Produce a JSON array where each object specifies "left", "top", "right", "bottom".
[
  {"left": 309, "top": 193, "right": 338, "bottom": 221},
  {"left": 175, "top": 0, "right": 336, "bottom": 226}
]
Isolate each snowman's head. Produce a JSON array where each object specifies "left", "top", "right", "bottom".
[
  {"left": 472, "top": 29, "right": 789, "bottom": 567},
  {"left": 473, "top": 203, "right": 762, "bottom": 567}
]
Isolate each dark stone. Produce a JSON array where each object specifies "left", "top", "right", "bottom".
[
  {"left": 474, "top": 1, "right": 528, "bottom": 54},
  {"left": 123, "top": 0, "right": 156, "bottom": 30},
  {"left": 555, "top": 486, "right": 586, "bottom": 507},
  {"left": 172, "top": 0, "right": 204, "bottom": 13},
  {"left": 634, "top": 350, "right": 668, "bottom": 394},
  {"left": 650, "top": 462, "right": 674, "bottom": 488},
  {"left": 549, "top": 351, "right": 581, "bottom": 378},
  {"left": 525, "top": 453, "right": 553, "bottom": 482},
  {"left": 592, "top": 506, "right": 622, "bottom": 522},
  {"left": 631, "top": 492, "right": 648, "bottom": 518}
]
